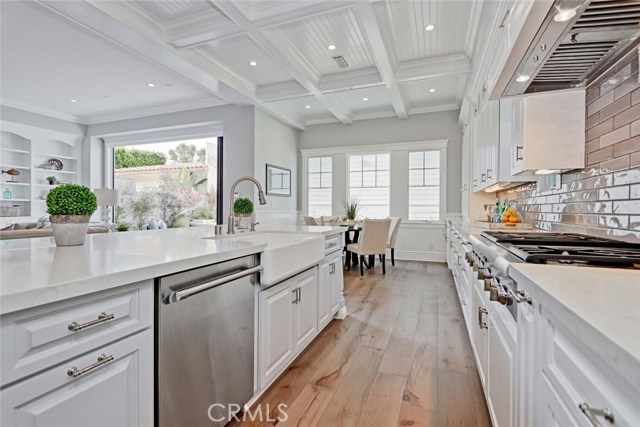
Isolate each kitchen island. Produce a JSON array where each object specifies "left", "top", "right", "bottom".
[{"left": 0, "top": 225, "right": 346, "bottom": 427}]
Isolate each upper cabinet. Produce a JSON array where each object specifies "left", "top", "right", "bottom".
[{"left": 508, "top": 89, "right": 585, "bottom": 176}]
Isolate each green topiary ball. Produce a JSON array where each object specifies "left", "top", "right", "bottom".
[
  {"left": 233, "top": 197, "right": 254, "bottom": 215},
  {"left": 46, "top": 184, "right": 97, "bottom": 216}
]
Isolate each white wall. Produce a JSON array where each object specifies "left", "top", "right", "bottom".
[
  {"left": 86, "top": 104, "right": 255, "bottom": 218},
  {"left": 254, "top": 108, "right": 299, "bottom": 214},
  {"left": 299, "top": 110, "right": 463, "bottom": 214}
]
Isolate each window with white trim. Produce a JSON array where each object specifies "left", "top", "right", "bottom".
[
  {"left": 307, "top": 156, "right": 332, "bottom": 216},
  {"left": 348, "top": 153, "right": 390, "bottom": 218},
  {"left": 408, "top": 150, "right": 441, "bottom": 221}
]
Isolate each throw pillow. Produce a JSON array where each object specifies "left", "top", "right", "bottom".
[
  {"left": 0, "top": 224, "right": 15, "bottom": 231},
  {"left": 158, "top": 220, "right": 167, "bottom": 229},
  {"left": 35, "top": 215, "right": 51, "bottom": 229},
  {"left": 148, "top": 219, "right": 158, "bottom": 230}
]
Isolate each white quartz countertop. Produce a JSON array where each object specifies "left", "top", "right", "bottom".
[
  {"left": 509, "top": 263, "right": 640, "bottom": 387},
  {"left": 257, "top": 225, "right": 346, "bottom": 236},
  {"left": 0, "top": 227, "right": 269, "bottom": 315}
]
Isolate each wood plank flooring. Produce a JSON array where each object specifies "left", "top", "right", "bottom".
[{"left": 230, "top": 261, "right": 492, "bottom": 427}]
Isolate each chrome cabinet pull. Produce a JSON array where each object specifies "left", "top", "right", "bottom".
[
  {"left": 67, "top": 354, "right": 114, "bottom": 378},
  {"left": 486, "top": 169, "right": 492, "bottom": 180},
  {"left": 68, "top": 312, "right": 115, "bottom": 332},
  {"left": 579, "top": 403, "right": 615, "bottom": 427},
  {"left": 298, "top": 287, "right": 302, "bottom": 304},
  {"left": 499, "top": 9, "right": 511, "bottom": 28},
  {"left": 515, "top": 146, "right": 523, "bottom": 161},
  {"left": 481, "top": 173, "right": 486, "bottom": 183},
  {"left": 478, "top": 307, "right": 488, "bottom": 329}
]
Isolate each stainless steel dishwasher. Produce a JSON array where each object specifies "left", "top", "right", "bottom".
[{"left": 156, "top": 255, "right": 261, "bottom": 427}]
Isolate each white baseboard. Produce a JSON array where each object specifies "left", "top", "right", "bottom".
[{"left": 393, "top": 250, "right": 446, "bottom": 263}]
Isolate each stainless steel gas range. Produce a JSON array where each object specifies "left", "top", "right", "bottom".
[{"left": 481, "top": 231, "right": 640, "bottom": 269}]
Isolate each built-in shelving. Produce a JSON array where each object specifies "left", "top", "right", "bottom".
[
  {"left": 2, "top": 182, "right": 30, "bottom": 186},
  {"left": 1, "top": 147, "right": 30, "bottom": 154}
]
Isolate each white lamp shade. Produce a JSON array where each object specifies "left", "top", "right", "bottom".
[{"left": 94, "top": 188, "right": 120, "bottom": 207}]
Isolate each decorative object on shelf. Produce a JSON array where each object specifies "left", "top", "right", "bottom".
[
  {"left": 3, "top": 188, "right": 12, "bottom": 199},
  {"left": 46, "top": 184, "right": 97, "bottom": 246},
  {"left": 342, "top": 196, "right": 360, "bottom": 227},
  {"left": 46, "top": 176, "right": 57, "bottom": 185},
  {"left": 93, "top": 188, "right": 120, "bottom": 223},
  {"left": 1, "top": 168, "right": 20, "bottom": 182},
  {"left": 116, "top": 222, "right": 130, "bottom": 232},
  {"left": 265, "top": 164, "right": 291, "bottom": 196},
  {"left": 46, "top": 158, "right": 63, "bottom": 170},
  {"left": 233, "top": 197, "right": 254, "bottom": 230}
]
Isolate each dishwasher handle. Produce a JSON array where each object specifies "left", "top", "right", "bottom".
[{"left": 164, "top": 265, "right": 263, "bottom": 304}]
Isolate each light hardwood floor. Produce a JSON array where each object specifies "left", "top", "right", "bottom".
[{"left": 231, "top": 261, "right": 492, "bottom": 427}]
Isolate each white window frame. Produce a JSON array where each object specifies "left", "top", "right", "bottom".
[
  {"left": 300, "top": 140, "right": 448, "bottom": 224},
  {"left": 305, "top": 156, "right": 333, "bottom": 217},
  {"left": 407, "top": 150, "right": 444, "bottom": 222},
  {"left": 346, "top": 151, "right": 391, "bottom": 219}
]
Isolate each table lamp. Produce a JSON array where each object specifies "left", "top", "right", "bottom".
[{"left": 93, "top": 188, "right": 120, "bottom": 223}]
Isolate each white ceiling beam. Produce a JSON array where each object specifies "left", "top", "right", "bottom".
[
  {"left": 257, "top": 81, "right": 309, "bottom": 102},
  {"left": 209, "top": 0, "right": 353, "bottom": 125},
  {"left": 395, "top": 54, "right": 471, "bottom": 83},
  {"left": 318, "top": 68, "right": 382, "bottom": 93},
  {"left": 353, "top": 2, "right": 407, "bottom": 119},
  {"left": 38, "top": 0, "right": 306, "bottom": 130}
]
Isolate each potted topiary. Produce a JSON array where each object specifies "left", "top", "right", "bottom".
[
  {"left": 342, "top": 196, "right": 360, "bottom": 227},
  {"left": 46, "top": 176, "right": 57, "bottom": 185},
  {"left": 233, "top": 197, "right": 254, "bottom": 230},
  {"left": 46, "top": 184, "right": 97, "bottom": 246}
]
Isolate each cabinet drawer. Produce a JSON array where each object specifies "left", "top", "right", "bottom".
[
  {"left": 540, "top": 309, "right": 640, "bottom": 427},
  {"left": 1, "top": 329, "right": 153, "bottom": 427},
  {"left": 324, "top": 234, "right": 342, "bottom": 254},
  {"left": 1, "top": 280, "right": 153, "bottom": 386}
]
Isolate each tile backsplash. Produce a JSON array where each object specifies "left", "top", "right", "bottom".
[{"left": 500, "top": 48, "right": 640, "bottom": 242}]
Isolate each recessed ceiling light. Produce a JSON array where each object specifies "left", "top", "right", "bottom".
[
  {"left": 249, "top": 61, "right": 257, "bottom": 67},
  {"left": 429, "top": 88, "right": 436, "bottom": 93},
  {"left": 553, "top": 7, "right": 577, "bottom": 22},
  {"left": 362, "top": 97, "right": 369, "bottom": 101},
  {"left": 70, "top": 99, "right": 78, "bottom": 103},
  {"left": 516, "top": 74, "right": 531, "bottom": 83},
  {"left": 328, "top": 44, "right": 336, "bottom": 51},
  {"left": 147, "top": 83, "right": 156, "bottom": 88},
  {"left": 425, "top": 24, "right": 435, "bottom": 31},
  {"left": 305, "top": 105, "right": 311, "bottom": 109}
]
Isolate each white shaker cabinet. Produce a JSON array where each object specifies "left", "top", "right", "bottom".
[
  {"left": 472, "top": 281, "right": 490, "bottom": 387},
  {"left": 258, "top": 268, "right": 318, "bottom": 390},
  {"left": 487, "top": 305, "right": 517, "bottom": 427},
  {"left": 318, "top": 250, "right": 342, "bottom": 330},
  {"left": 509, "top": 89, "right": 585, "bottom": 175},
  {"left": 1, "top": 329, "right": 153, "bottom": 427}
]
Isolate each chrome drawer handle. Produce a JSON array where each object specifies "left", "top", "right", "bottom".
[
  {"left": 579, "top": 403, "right": 614, "bottom": 427},
  {"left": 478, "top": 307, "right": 488, "bottom": 329},
  {"left": 68, "top": 312, "right": 115, "bottom": 332},
  {"left": 515, "top": 146, "right": 523, "bottom": 161},
  {"left": 509, "top": 289, "right": 533, "bottom": 305},
  {"left": 67, "top": 354, "right": 114, "bottom": 378}
]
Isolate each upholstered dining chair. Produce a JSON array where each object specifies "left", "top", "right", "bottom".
[
  {"left": 387, "top": 217, "right": 402, "bottom": 266},
  {"left": 321, "top": 216, "right": 338, "bottom": 226},
  {"left": 304, "top": 216, "right": 318, "bottom": 226},
  {"left": 346, "top": 219, "right": 391, "bottom": 276}
]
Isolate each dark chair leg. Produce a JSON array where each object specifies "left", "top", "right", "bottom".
[
  {"left": 382, "top": 254, "right": 386, "bottom": 274},
  {"left": 379, "top": 254, "right": 383, "bottom": 262},
  {"left": 391, "top": 248, "right": 395, "bottom": 266},
  {"left": 369, "top": 255, "right": 375, "bottom": 269},
  {"left": 360, "top": 255, "right": 365, "bottom": 275}
]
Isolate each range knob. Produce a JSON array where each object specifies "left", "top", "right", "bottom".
[
  {"left": 484, "top": 277, "right": 494, "bottom": 291},
  {"left": 489, "top": 286, "right": 499, "bottom": 301}
]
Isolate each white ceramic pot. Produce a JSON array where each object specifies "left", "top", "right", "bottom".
[
  {"left": 50, "top": 215, "right": 91, "bottom": 246},
  {"left": 235, "top": 214, "right": 252, "bottom": 230}
]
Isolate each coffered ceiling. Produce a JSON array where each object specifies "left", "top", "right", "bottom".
[{"left": 4, "top": 0, "right": 483, "bottom": 129}]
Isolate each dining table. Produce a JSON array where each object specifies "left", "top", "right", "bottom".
[{"left": 338, "top": 222, "right": 362, "bottom": 269}]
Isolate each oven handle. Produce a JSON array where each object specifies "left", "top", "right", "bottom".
[
  {"left": 509, "top": 288, "right": 533, "bottom": 305},
  {"left": 165, "top": 266, "right": 263, "bottom": 304}
]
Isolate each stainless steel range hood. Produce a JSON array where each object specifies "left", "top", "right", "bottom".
[{"left": 500, "top": 0, "right": 640, "bottom": 96}]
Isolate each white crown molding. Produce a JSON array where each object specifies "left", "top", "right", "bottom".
[
  {"left": 395, "top": 54, "right": 471, "bottom": 83},
  {"left": 408, "top": 103, "right": 460, "bottom": 115},
  {"left": 318, "top": 68, "right": 382, "bottom": 93},
  {"left": 82, "top": 97, "right": 230, "bottom": 125},
  {"left": 1, "top": 100, "right": 83, "bottom": 124},
  {"left": 300, "top": 139, "right": 449, "bottom": 156}
]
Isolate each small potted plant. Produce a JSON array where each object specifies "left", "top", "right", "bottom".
[
  {"left": 342, "top": 196, "right": 360, "bottom": 227},
  {"left": 46, "top": 176, "right": 57, "bottom": 185},
  {"left": 46, "top": 184, "right": 97, "bottom": 246},
  {"left": 233, "top": 197, "right": 254, "bottom": 230}
]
